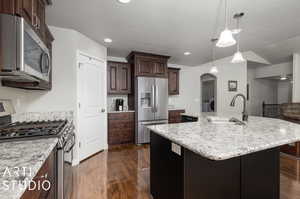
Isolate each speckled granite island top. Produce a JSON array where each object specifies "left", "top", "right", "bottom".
[
  {"left": 0, "top": 138, "right": 58, "bottom": 199},
  {"left": 147, "top": 113, "right": 300, "bottom": 161}
]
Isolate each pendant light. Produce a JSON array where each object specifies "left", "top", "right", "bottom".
[
  {"left": 231, "top": 13, "right": 245, "bottom": 63},
  {"left": 210, "top": 38, "right": 219, "bottom": 74},
  {"left": 216, "top": 0, "right": 236, "bottom": 48}
]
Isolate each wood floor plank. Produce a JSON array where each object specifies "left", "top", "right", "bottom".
[{"left": 71, "top": 145, "right": 300, "bottom": 199}]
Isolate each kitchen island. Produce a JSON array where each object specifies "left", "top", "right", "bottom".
[{"left": 147, "top": 113, "right": 300, "bottom": 199}]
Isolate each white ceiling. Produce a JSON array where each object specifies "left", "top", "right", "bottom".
[{"left": 46, "top": 0, "right": 300, "bottom": 66}]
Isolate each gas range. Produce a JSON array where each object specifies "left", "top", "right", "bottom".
[
  {"left": 0, "top": 119, "right": 75, "bottom": 149},
  {"left": 0, "top": 120, "right": 67, "bottom": 141}
]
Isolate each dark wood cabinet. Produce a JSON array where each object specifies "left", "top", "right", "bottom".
[
  {"left": 169, "top": 109, "right": 185, "bottom": 123},
  {"left": 154, "top": 62, "right": 167, "bottom": 77},
  {"left": 150, "top": 132, "right": 184, "bottom": 199},
  {"left": 0, "top": 0, "right": 16, "bottom": 14},
  {"left": 168, "top": 67, "right": 180, "bottom": 95},
  {"left": 107, "top": 61, "right": 131, "bottom": 94},
  {"left": 0, "top": 0, "right": 50, "bottom": 45},
  {"left": 20, "top": 0, "right": 34, "bottom": 24},
  {"left": 127, "top": 51, "right": 170, "bottom": 78},
  {"left": 136, "top": 57, "right": 154, "bottom": 76},
  {"left": 151, "top": 132, "right": 280, "bottom": 199},
  {"left": 0, "top": 0, "right": 54, "bottom": 90},
  {"left": 34, "top": 0, "right": 46, "bottom": 40},
  {"left": 21, "top": 147, "right": 57, "bottom": 199},
  {"left": 108, "top": 112, "right": 135, "bottom": 146}
]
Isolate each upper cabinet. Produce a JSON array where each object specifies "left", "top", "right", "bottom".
[
  {"left": 107, "top": 61, "right": 132, "bottom": 94},
  {"left": 0, "top": 0, "right": 16, "bottom": 14},
  {"left": 168, "top": 67, "right": 180, "bottom": 95},
  {"left": 127, "top": 51, "right": 170, "bottom": 78},
  {"left": 0, "top": 0, "right": 50, "bottom": 46},
  {"left": 0, "top": 0, "right": 54, "bottom": 90}
]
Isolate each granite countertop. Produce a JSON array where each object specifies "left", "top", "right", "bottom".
[
  {"left": 0, "top": 138, "right": 58, "bottom": 199},
  {"left": 147, "top": 113, "right": 300, "bottom": 161}
]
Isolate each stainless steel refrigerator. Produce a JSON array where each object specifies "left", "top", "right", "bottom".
[{"left": 135, "top": 77, "right": 168, "bottom": 144}]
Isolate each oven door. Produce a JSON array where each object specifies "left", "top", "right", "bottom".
[
  {"left": 22, "top": 18, "right": 51, "bottom": 82},
  {"left": 57, "top": 133, "right": 75, "bottom": 199},
  {"left": 63, "top": 134, "right": 75, "bottom": 199}
]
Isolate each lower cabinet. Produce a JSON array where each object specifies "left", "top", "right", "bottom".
[
  {"left": 21, "top": 147, "right": 57, "bottom": 199},
  {"left": 150, "top": 133, "right": 184, "bottom": 199},
  {"left": 150, "top": 132, "right": 280, "bottom": 199},
  {"left": 168, "top": 110, "right": 185, "bottom": 123},
  {"left": 108, "top": 112, "right": 135, "bottom": 145}
]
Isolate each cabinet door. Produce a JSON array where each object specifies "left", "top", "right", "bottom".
[
  {"left": 107, "top": 62, "right": 118, "bottom": 94},
  {"left": 117, "top": 63, "right": 131, "bottom": 94},
  {"left": 168, "top": 68, "right": 180, "bottom": 95},
  {"left": 20, "top": 0, "right": 34, "bottom": 25},
  {"left": 154, "top": 62, "right": 167, "bottom": 77},
  {"left": 108, "top": 113, "right": 135, "bottom": 145},
  {"left": 0, "top": 0, "right": 16, "bottom": 14},
  {"left": 34, "top": 0, "right": 46, "bottom": 40},
  {"left": 136, "top": 57, "right": 154, "bottom": 76}
]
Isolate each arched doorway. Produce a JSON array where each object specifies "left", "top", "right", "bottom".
[{"left": 200, "top": 73, "right": 217, "bottom": 112}]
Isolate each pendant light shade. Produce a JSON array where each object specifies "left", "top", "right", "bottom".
[
  {"left": 216, "top": 29, "right": 236, "bottom": 48},
  {"left": 216, "top": 0, "right": 236, "bottom": 48},
  {"left": 210, "top": 66, "right": 219, "bottom": 73},
  {"left": 231, "top": 51, "right": 245, "bottom": 63}
]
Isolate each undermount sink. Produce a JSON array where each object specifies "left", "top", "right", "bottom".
[{"left": 207, "top": 117, "right": 246, "bottom": 125}]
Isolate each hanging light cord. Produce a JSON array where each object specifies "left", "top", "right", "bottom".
[
  {"left": 225, "top": 0, "right": 228, "bottom": 28},
  {"left": 236, "top": 18, "right": 241, "bottom": 52}
]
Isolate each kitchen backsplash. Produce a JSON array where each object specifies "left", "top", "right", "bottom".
[
  {"left": 12, "top": 111, "right": 74, "bottom": 122},
  {"left": 107, "top": 95, "right": 129, "bottom": 112}
]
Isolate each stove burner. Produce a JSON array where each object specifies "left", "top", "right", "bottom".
[{"left": 0, "top": 120, "right": 68, "bottom": 142}]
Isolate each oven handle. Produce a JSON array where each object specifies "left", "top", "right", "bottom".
[{"left": 64, "top": 134, "right": 76, "bottom": 153}]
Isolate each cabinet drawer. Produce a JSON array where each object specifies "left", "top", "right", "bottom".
[{"left": 108, "top": 112, "right": 134, "bottom": 120}]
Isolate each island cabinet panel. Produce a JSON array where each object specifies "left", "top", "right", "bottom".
[
  {"left": 150, "top": 132, "right": 280, "bottom": 199},
  {"left": 184, "top": 150, "right": 241, "bottom": 199},
  {"left": 150, "top": 132, "right": 184, "bottom": 199},
  {"left": 241, "top": 148, "right": 280, "bottom": 199}
]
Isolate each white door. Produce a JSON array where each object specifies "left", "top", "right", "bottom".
[{"left": 78, "top": 54, "right": 107, "bottom": 161}]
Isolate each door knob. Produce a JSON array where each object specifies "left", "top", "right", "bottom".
[{"left": 101, "top": 108, "right": 106, "bottom": 113}]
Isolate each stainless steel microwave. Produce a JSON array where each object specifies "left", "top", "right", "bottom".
[{"left": 0, "top": 14, "right": 50, "bottom": 82}]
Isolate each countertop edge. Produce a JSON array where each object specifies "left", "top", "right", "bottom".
[
  {"left": 147, "top": 122, "right": 300, "bottom": 161},
  {"left": 0, "top": 138, "right": 58, "bottom": 199}
]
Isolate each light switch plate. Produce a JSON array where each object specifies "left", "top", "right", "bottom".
[{"left": 171, "top": 143, "right": 181, "bottom": 156}]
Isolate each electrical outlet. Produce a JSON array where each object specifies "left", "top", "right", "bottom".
[{"left": 171, "top": 143, "right": 181, "bottom": 156}]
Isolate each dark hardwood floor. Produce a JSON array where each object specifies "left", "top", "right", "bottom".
[{"left": 71, "top": 145, "right": 300, "bottom": 199}]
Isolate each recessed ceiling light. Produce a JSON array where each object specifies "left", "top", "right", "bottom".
[
  {"left": 184, "top": 52, "right": 191, "bottom": 56},
  {"left": 117, "top": 0, "right": 131, "bottom": 4},
  {"left": 104, "top": 38, "right": 112, "bottom": 43}
]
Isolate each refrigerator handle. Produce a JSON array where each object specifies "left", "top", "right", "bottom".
[
  {"left": 155, "top": 85, "right": 158, "bottom": 113},
  {"left": 151, "top": 85, "right": 155, "bottom": 112}
]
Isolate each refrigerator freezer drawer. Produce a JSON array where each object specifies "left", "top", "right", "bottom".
[{"left": 137, "top": 120, "right": 168, "bottom": 144}]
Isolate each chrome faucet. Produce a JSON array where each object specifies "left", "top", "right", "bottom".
[{"left": 230, "top": 93, "right": 248, "bottom": 121}]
